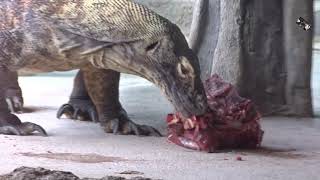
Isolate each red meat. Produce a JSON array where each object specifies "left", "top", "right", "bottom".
[{"left": 167, "top": 74, "right": 264, "bottom": 152}]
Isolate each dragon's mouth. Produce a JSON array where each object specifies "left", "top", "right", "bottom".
[
  {"left": 166, "top": 74, "right": 264, "bottom": 152},
  {"left": 157, "top": 75, "right": 207, "bottom": 118}
]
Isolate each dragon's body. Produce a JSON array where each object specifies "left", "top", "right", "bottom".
[{"left": 0, "top": 0, "right": 207, "bottom": 136}]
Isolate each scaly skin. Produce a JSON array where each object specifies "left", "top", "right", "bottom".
[
  {"left": 0, "top": 67, "right": 23, "bottom": 113},
  {"left": 0, "top": 0, "right": 208, "bottom": 136}
]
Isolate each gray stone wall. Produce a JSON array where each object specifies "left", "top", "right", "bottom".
[{"left": 315, "top": 11, "right": 320, "bottom": 37}]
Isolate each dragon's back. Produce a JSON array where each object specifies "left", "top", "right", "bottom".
[
  {"left": 0, "top": 0, "right": 31, "bottom": 31},
  {"left": 2, "top": 0, "right": 173, "bottom": 41},
  {"left": 0, "top": 0, "right": 177, "bottom": 68}
]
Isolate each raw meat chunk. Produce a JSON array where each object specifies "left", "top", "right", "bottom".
[{"left": 167, "top": 74, "right": 264, "bottom": 152}]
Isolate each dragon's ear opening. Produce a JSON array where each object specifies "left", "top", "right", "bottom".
[{"left": 177, "top": 56, "right": 194, "bottom": 79}]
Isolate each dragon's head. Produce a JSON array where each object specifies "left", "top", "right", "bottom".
[{"left": 101, "top": 23, "right": 208, "bottom": 118}]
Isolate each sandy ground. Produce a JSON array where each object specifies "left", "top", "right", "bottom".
[{"left": 0, "top": 74, "right": 319, "bottom": 180}]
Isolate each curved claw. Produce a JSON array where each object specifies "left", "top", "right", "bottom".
[
  {"left": 103, "top": 117, "right": 162, "bottom": 137},
  {"left": 56, "top": 104, "right": 74, "bottom": 119},
  {"left": 72, "top": 108, "right": 80, "bottom": 119},
  {"left": 57, "top": 102, "right": 98, "bottom": 122},
  {"left": 139, "top": 125, "right": 162, "bottom": 137},
  {"left": 4, "top": 88, "right": 24, "bottom": 113},
  {"left": 111, "top": 118, "right": 120, "bottom": 134},
  {"left": 0, "top": 123, "right": 47, "bottom": 136},
  {"left": 0, "top": 113, "right": 47, "bottom": 136},
  {"left": 6, "top": 97, "right": 23, "bottom": 113},
  {"left": 21, "top": 122, "right": 47, "bottom": 136},
  {"left": 0, "top": 126, "right": 22, "bottom": 135},
  {"left": 130, "top": 122, "right": 140, "bottom": 136},
  {"left": 89, "top": 110, "right": 98, "bottom": 123}
]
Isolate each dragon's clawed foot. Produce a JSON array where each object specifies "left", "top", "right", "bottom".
[
  {"left": 5, "top": 89, "right": 23, "bottom": 113},
  {"left": 0, "top": 113, "right": 47, "bottom": 136},
  {"left": 102, "top": 110, "right": 162, "bottom": 137},
  {"left": 57, "top": 98, "right": 98, "bottom": 122}
]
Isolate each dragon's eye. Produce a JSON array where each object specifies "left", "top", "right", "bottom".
[{"left": 146, "top": 41, "right": 159, "bottom": 52}]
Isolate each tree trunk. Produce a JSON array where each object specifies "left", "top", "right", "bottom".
[
  {"left": 189, "top": 0, "right": 220, "bottom": 80},
  {"left": 191, "top": 0, "right": 313, "bottom": 116},
  {"left": 283, "top": 0, "right": 313, "bottom": 116},
  {"left": 188, "top": 0, "right": 209, "bottom": 52},
  {"left": 241, "top": 0, "right": 287, "bottom": 115},
  {"left": 210, "top": 0, "right": 244, "bottom": 88}
]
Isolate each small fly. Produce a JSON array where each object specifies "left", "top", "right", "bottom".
[{"left": 296, "top": 17, "right": 312, "bottom": 31}]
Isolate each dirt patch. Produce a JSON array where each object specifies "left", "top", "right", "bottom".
[
  {"left": 119, "top": 171, "right": 144, "bottom": 175},
  {"left": 20, "top": 152, "right": 127, "bottom": 163}
]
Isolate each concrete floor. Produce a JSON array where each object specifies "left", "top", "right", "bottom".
[{"left": 0, "top": 74, "right": 320, "bottom": 180}]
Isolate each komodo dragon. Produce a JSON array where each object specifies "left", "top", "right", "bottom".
[{"left": 0, "top": 0, "right": 208, "bottom": 136}]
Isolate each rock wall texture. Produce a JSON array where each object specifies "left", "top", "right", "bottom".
[
  {"left": 0, "top": 167, "right": 153, "bottom": 180},
  {"left": 315, "top": 11, "right": 320, "bottom": 37}
]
